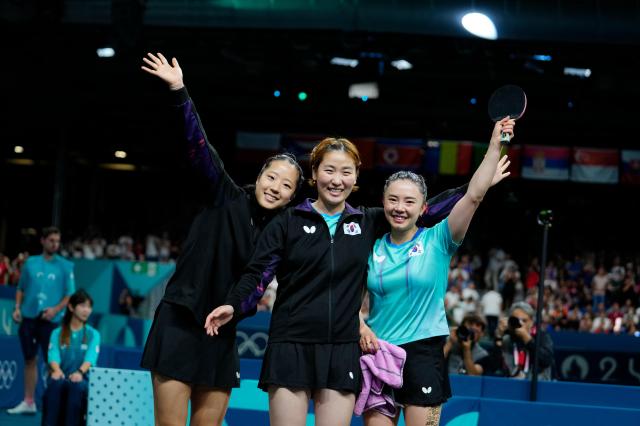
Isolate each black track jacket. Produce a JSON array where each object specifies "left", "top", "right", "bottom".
[{"left": 226, "top": 191, "right": 465, "bottom": 344}]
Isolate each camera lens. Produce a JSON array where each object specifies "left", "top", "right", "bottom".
[{"left": 508, "top": 316, "right": 522, "bottom": 329}]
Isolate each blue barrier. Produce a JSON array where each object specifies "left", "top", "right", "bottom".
[
  {"left": 3, "top": 335, "right": 639, "bottom": 425},
  {"left": 3, "top": 266, "right": 640, "bottom": 386}
]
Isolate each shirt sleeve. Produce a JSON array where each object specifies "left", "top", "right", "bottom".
[
  {"left": 83, "top": 329, "right": 101, "bottom": 366},
  {"left": 225, "top": 211, "right": 287, "bottom": 315},
  {"left": 64, "top": 262, "right": 76, "bottom": 297},
  {"left": 48, "top": 328, "right": 61, "bottom": 365},
  {"left": 433, "top": 218, "right": 461, "bottom": 256},
  {"left": 17, "top": 259, "right": 31, "bottom": 291}
]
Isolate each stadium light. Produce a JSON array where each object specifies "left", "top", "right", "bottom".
[{"left": 461, "top": 12, "right": 498, "bottom": 40}]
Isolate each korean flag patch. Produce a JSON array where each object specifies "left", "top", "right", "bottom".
[{"left": 343, "top": 222, "right": 362, "bottom": 236}]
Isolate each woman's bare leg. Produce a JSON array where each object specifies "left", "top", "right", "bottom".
[{"left": 268, "top": 386, "right": 310, "bottom": 426}]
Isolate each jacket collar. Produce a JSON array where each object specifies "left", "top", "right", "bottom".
[{"left": 294, "top": 198, "right": 362, "bottom": 216}]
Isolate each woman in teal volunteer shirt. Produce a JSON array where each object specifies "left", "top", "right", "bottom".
[
  {"left": 43, "top": 289, "right": 100, "bottom": 426},
  {"left": 361, "top": 117, "right": 514, "bottom": 426}
]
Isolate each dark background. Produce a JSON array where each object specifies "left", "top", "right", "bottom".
[{"left": 1, "top": 0, "right": 639, "bottom": 263}]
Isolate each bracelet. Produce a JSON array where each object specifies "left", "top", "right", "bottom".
[{"left": 76, "top": 369, "right": 86, "bottom": 376}]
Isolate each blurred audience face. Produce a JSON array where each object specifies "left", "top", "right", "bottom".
[{"left": 511, "top": 308, "right": 533, "bottom": 333}]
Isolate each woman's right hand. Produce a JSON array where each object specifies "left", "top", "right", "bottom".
[
  {"left": 50, "top": 370, "right": 64, "bottom": 380},
  {"left": 141, "top": 52, "right": 184, "bottom": 90},
  {"left": 204, "top": 305, "right": 235, "bottom": 336}
]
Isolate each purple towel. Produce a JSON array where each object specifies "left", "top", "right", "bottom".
[{"left": 354, "top": 339, "right": 406, "bottom": 417}]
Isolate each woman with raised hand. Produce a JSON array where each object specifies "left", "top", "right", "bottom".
[
  {"left": 204, "top": 135, "right": 509, "bottom": 426},
  {"left": 139, "top": 52, "right": 305, "bottom": 426},
  {"left": 361, "top": 118, "right": 514, "bottom": 426}
]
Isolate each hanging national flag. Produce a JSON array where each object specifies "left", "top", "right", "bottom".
[
  {"left": 235, "top": 131, "right": 282, "bottom": 163},
  {"left": 621, "top": 150, "right": 640, "bottom": 185},
  {"left": 570, "top": 148, "right": 619, "bottom": 184},
  {"left": 423, "top": 141, "right": 441, "bottom": 174},
  {"left": 375, "top": 138, "right": 424, "bottom": 170},
  {"left": 438, "top": 141, "right": 473, "bottom": 175},
  {"left": 350, "top": 137, "right": 376, "bottom": 170},
  {"left": 522, "top": 145, "right": 570, "bottom": 181},
  {"left": 504, "top": 145, "right": 522, "bottom": 178}
]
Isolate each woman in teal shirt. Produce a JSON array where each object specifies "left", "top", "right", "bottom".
[
  {"left": 361, "top": 118, "right": 514, "bottom": 426},
  {"left": 43, "top": 289, "right": 100, "bottom": 426}
]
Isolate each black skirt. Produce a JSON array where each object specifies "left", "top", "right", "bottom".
[
  {"left": 141, "top": 301, "right": 240, "bottom": 389},
  {"left": 394, "top": 336, "right": 451, "bottom": 407},
  {"left": 258, "top": 341, "right": 361, "bottom": 394}
]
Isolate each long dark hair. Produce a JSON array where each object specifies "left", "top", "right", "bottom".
[{"left": 60, "top": 289, "right": 93, "bottom": 346}]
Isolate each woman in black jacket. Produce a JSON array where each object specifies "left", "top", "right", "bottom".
[
  {"left": 205, "top": 137, "right": 501, "bottom": 425},
  {"left": 139, "top": 52, "right": 304, "bottom": 426}
]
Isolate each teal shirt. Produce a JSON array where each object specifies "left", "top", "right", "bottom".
[
  {"left": 48, "top": 324, "right": 101, "bottom": 375},
  {"left": 18, "top": 255, "right": 76, "bottom": 323},
  {"left": 319, "top": 212, "right": 342, "bottom": 237},
  {"left": 366, "top": 219, "right": 461, "bottom": 345}
]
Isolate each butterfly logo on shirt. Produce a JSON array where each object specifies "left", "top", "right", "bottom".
[
  {"left": 373, "top": 253, "right": 386, "bottom": 263},
  {"left": 343, "top": 222, "right": 362, "bottom": 236},
  {"left": 303, "top": 225, "right": 316, "bottom": 234},
  {"left": 408, "top": 242, "right": 424, "bottom": 258}
]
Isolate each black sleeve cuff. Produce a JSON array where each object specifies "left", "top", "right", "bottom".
[{"left": 169, "top": 86, "right": 190, "bottom": 106}]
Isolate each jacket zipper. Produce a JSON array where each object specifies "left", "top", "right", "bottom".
[{"left": 329, "top": 236, "right": 334, "bottom": 341}]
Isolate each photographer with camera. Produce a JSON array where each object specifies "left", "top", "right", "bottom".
[
  {"left": 494, "top": 302, "right": 554, "bottom": 380},
  {"left": 445, "top": 314, "right": 495, "bottom": 376}
]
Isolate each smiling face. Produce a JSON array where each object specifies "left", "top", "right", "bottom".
[
  {"left": 382, "top": 179, "right": 427, "bottom": 235},
  {"left": 312, "top": 150, "right": 358, "bottom": 211},
  {"left": 254, "top": 160, "right": 300, "bottom": 210}
]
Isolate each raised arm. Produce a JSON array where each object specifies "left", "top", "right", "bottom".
[
  {"left": 448, "top": 117, "right": 514, "bottom": 242},
  {"left": 204, "top": 211, "right": 287, "bottom": 334},
  {"left": 142, "top": 52, "right": 240, "bottom": 198},
  {"left": 421, "top": 147, "right": 511, "bottom": 228}
]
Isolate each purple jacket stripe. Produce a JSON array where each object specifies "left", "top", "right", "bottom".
[
  {"left": 183, "top": 100, "right": 220, "bottom": 185},
  {"left": 240, "top": 254, "right": 281, "bottom": 313},
  {"left": 424, "top": 191, "right": 464, "bottom": 225}
]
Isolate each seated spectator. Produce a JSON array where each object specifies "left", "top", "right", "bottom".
[
  {"left": 445, "top": 314, "right": 496, "bottom": 376},
  {"left": 494, "top": 302, "right": 554, "bottom": 380},
  {"left": 480, "top": 289, "right": 502, "bottom": 337},
  {"left": 42, "top": 289, "right": 100, "bottom": 426},
  {"left": 118, "top": 288, "right": 143, "bottom": 317},
  {"left": 0, "top": 254, "right": 11, "bottom": 285}
]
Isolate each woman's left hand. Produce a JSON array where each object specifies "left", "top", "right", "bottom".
[
  {"left": 359, "top": 322, "right": 380, "bottom": 353},
  {"left": 490, "top": 154, "right": 512, "bottom": 187}
]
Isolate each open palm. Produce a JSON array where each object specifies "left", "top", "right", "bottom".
[{"left": 141, "top": 52, "right": 184, "bottom": 90}]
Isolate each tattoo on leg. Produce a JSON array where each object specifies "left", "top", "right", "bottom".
[{"left": 425, "top": 405, "right": 442, "bottom": 426}]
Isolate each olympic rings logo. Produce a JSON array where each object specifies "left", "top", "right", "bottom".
[
  {"left": 236, "top": 331, "right": 268, "bottom": 357},
  {"left": 0, "top": 360, "right": 18, "bottom": 390}
]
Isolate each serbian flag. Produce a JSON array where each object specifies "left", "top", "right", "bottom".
[
  {"left": 375, "top": 138, "right": 424, "bottom": 170},
  {"left": 621, "top": 150, "right": 640, "bottom": 184},
  {"left": 235, "top": 131, "right": 281, "bottom": 163},
  {"left": 522, "top": 145, "right": 570, "bottom": 181},
  {"left": 570, "top": 148, "right": 619, "bottom": 184}
]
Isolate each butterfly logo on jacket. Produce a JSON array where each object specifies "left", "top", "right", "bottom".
[{"left": 303, "top": 225, "right": 316, "bottom": 234}]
